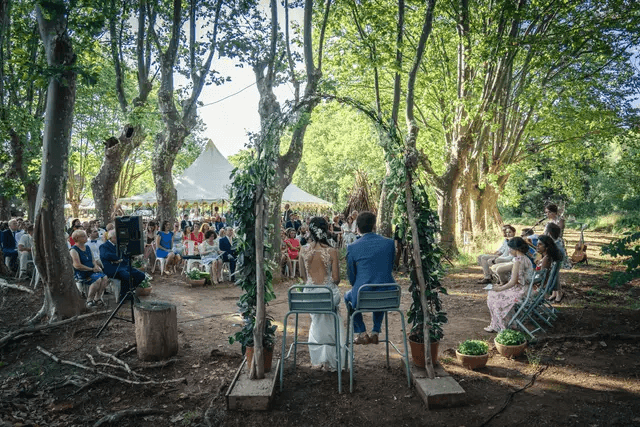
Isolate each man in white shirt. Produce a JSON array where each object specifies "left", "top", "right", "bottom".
[
  {"left": 477, "top": 225, "right": 516, "bottom": 284},
  {"left": 18, "top": 225, "right": 34, "bottom": 276},
  {"left": 86, "top": 228, "right": 104, "bottom": 267}
]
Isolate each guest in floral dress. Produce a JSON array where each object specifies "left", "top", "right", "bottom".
[{"left": 485, "top": 237, "right": 533, "bottom": 332}]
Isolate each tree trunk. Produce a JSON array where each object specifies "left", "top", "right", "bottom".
[
  {"left": 152, "top": 135, "right": 180, "bottom": 224},
  {"left": 376, "top": 160, "right": 395, "bottom": 238},
  {"left": 436, "top": 180, "right": 459, "bottom": 256},
  {"left": 25, "top": 182, "right": 37, "bottom": 221},
  {"left": 92, "top": 125, "right": 140, "bottom": 226},
  {"left": 251, "top": 186, "right": 266, "bottom": 380},
  {"left": 0, "top": 196, "right": 9, "bottom": 221},
  {"left": 34, "top": 3, "right": 85, "bottom": 320},
  {"left": 70, "top": 201, "right": 80, "bottom": 219}
]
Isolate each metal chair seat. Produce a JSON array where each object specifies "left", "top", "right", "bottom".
[
  {"left": 345, "top": 284, "right": 410, "bottom": 393},
  {"left": 280, "top": 285, "right": 343, "bottom": 393}
]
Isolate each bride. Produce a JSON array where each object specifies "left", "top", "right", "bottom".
[{"left": 299, "top": 217, "right": 345, "bottom": 371}]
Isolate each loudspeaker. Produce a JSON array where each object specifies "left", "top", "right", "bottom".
[{"left": 115, "top": 216, "right": 144, "bottom": 257}]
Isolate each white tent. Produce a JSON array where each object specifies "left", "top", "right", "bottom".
[{"left": 118, "top": 140, "right": 331, "bottom": 206}]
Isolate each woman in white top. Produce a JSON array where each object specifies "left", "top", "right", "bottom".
[{"left": 199, "top": 230, "right": 223, "bottom": 284}]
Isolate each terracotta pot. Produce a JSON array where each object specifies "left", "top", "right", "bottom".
[
  {"left": 408, "top": 337, "right": 439, "bottom": 367},
  {"left": 456, "top": 350, "right": 489, "bottom": 370},
  {"left": 136, "top": 286, "right": 152, "bottom": 297},
  {"left": 494, "top": 339, "right": 527, "bottom": 359},
  {"left": 188, "top": 278, "right": 206, "bottom": 287},
  {"left": 245, "top": 346, "right": 274, "bottom": 373}
]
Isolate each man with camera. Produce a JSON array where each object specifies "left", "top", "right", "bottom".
[{"left": 100, "top": 231, "right": 146, "bottom": 301}]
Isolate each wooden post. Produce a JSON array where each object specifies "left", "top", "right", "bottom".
[{"left": 134, "top": 301, "right": 178, "bottom": 361}]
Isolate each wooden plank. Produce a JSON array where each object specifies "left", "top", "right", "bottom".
[
  {"left": 226, "top": 358, "right": 281, "bottom": 411},
  {"left": 410, "top": 364, "right": 466, "bottom": 409}
]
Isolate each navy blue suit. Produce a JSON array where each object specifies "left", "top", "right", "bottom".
[
  {"left": 1, "top": 229, "right": 19, "bottom": 270},
  {"left": 100, "top": 240, "right": 145, "bottom": 299},
  {"left": 345, "top": 232, "right": 396, "bottom": 333},
  {"left": 219, "top": 236, "right": 236, "bottom": 277}
]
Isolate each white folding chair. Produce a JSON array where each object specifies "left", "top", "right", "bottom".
[{"left": 151, "top": 243, "right": 167, "bottom": 274}]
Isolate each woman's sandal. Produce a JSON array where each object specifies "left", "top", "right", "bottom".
[
  {"left": 555, "top": 292, "right": 564, "bottom": 303},
  {"left": 483, "top": 326, "right": 497, "bottom": 333}
]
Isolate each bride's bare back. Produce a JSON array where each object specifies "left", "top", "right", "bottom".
[{"left": 300, "top": 243, "right": 340, "bottom": 285}]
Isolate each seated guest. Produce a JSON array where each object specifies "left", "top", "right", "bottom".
[
  {"left": 535, "top": 234, "right": 564, "bottom": 302},
  {"left": 331, "top": 216, "right": 343, "bottom": 246},
  {"left": 172, "top": 221, "right": 184, "bottom": 256},
  {"left": 194, "top": 223, "right": 209, "bottom": 244},
  {"left": 342, "top": 215, "right": 357, "bottom": 246},
  {"left": 17, "top": 224, "right": 34, "bottom": 276},
  {"left": 298, "top": 225, "right": 309, "bottom": 246},
  {"left": 86, "top": 228, "right": 104, "bottom": 267},
  {"left": 180, "top": 214, "right": 193, "bottom": 231},
  {"left": 1, "top": 219, "right": 20, "bottom": 271},
  {"left": 477, "top": 225, "right": 516, "bottom": 284},
  {"left": 70, "top": 229, "right": 109, "bottom": 308},
  {"left": 68, "top": 223, "right": 83, "bottom": 246},
  {"left": 143, "top": 221, "right": 157, "bottom": 265},
  {"left": 156, "top": 220, "right": 180, "bottom": 275},
  {"left": 100, "top": 231, "right": 146, "bottom": 301},
  {"left": 200, "top": 230, "right": 223, "bottom": 284},
  {"left": 485, "top": 237, "right": 533, "bottom": 332},
  {"left": 279, "top": 230, "right": 293, "bottom": 276},
  {"left": 521, "top": 228, "right": 539, "bottom": 247},
  {"left": 284, "top": 228, "right": 300, "bottom": 277},
  {"left": 219, "top": 226, "right": 237, "bottom": 279},
  {"left": 216, "top": 217, "right": 227, "bottom": 232}
]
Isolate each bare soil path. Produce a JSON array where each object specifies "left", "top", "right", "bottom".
[{"left": 1, "top": 228, "right": 639, "bottom": 426}]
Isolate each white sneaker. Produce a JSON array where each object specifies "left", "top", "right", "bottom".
[{"left": 483, "top": 284, "right": 493, "bottom": 290}]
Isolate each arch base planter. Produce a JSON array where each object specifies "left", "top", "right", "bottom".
[
  {"left": 494, "top": 339, "right": 527, "bottom": 359},
  {"left": 456, "top": 350, "right": 489, "bottom": 370}
]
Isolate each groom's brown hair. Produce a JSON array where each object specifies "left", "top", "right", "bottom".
[{"left": 356, "top": 211, "right": 376, "bottom": 234}]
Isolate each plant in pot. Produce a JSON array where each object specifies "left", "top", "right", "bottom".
[
  {"left": 136, "top": 275, "right": 152, "bottom": 297},
  {"left": 456, "top": 340, "right": 489, "bottom": 370},
  {"left": 186, "top": 268, "right": 206, "bottom": 287},
  {"left": 494, "top": 329, "right": 527, "bottom": 359},
  {"left": 229, "top": 312, "right": 277, "bottom": 373},
  {"left": 398, "top": 188, "right": 447, "bottom": 369}
]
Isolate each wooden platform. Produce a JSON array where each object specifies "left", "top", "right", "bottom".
[
  {"left": 410, "top": 364, "right": 466, "bottom": 409},
  {"left": 226, "top": 358, "right": 281, "bottom": 411}
]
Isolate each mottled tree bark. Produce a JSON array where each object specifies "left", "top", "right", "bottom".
[{"left": 33, "top": 1, "right": 85, "bottom": 320}]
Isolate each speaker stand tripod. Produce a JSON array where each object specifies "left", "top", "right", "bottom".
[{"left": 96, "top": 252, "right": 140, "bottom": 337}]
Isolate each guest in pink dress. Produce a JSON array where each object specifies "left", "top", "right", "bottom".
[{"left": 485, "top": 237, "right": 533, "bottom": 332}]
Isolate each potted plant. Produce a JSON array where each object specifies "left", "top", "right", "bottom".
[
  {"left": 456, "top": 340, "right": 489, "bottom": 370},
  {"left": 229, "top": 315, "right": 277, "bottom": 373},
  {"left": 494, "top": 329, "right": 527, "bottom": 359},
  {"left": 186, "top": 269, "right": 206, "bottom": 287},
  {"left": 136, "top": 276, "right": 152, "bottom": 297}
]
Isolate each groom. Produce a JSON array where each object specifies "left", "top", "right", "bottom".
[{"left": 345, "top": 211, "right": 395, "bottom": 345}]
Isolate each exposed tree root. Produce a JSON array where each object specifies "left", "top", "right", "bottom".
[
  {"left": 92, "top": 408, "right": 168, "bottom": 427},
  {"left": 0, "top": 279, "right": 34, "bottom": 294},
  {"left": 37, "top": 346, "right": 186, "bottom": 386},
  {"left": 96, "top": 345, "right": 136, "bottom": 376},
  {"left": 114, "top": 343, "right": 136, "bottom": 357},
  {"left": 135, "top": 358, "right": 179, "bottom": 369},
  {"left": 1, "top": 311, "right": 106, "bottom": 349}
]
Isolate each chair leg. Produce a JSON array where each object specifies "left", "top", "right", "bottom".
[
  {"left": 399, "top": 312, "right": 411, "bottom": 388},
  {"left": 280, "top": 314, "right": 288, "bottom": 391},
  {"left": 349, "top": 311, "right": 356, "bottom": 393},
  {"left": 334, "top": 313, "right": 342, "bottom": 394},
  {"left": 293, "top": 313, "right": 299, "bottom": 371},
  {"left": 385, "top": 313, "right": 390, "bottom": 368}
]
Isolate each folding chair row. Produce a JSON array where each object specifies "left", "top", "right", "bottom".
[{"left": 508, "top": 261, "right": 561, "bottom": 340}]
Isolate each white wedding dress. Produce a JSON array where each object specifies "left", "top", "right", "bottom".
[{"left": 301, "top": 245, "right": 345, "bottom": 371}]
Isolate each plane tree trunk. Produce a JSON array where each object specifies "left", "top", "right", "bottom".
[{"left": 33, "top": 1, "right": 85, "bottom": 321}]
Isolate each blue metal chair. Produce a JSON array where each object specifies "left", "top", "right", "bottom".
[
  {"left": 280, "top": 285, "right": 342, "bottom": 393},
  {"left": 345, "top": 284, "right": 410, "bottom": 393}
]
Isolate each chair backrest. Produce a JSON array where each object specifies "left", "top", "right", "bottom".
[
  {"left": 356, "top": 284, "right": 401, "bottom": 311},
  {"left": 544, "top": 261, "right": 561, "bottom": 294},
  {"left": 184, "top": 240, "right": 196, "bottom": 255},
  {"left": 287, "top": 285, "right": 335, "bottom": 313}
]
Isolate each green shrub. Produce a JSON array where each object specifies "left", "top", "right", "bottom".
[
  {"left": 457, "top": 340, "right": 488, "bottom": 356},
  {"left": 187, "top": 269, "right": 202, "bottom": 280},
  {"left": 495, "top": 329, "right": 527, "bottom": 346}
]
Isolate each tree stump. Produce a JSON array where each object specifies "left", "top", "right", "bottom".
[{"left": 134, "top": 301, "right": 178, "bottom": 361}]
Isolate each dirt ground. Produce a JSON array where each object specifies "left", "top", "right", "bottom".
[{"left": 1, "top": 228, "right": 639, "bottom": 427}]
